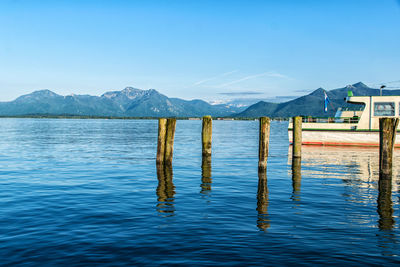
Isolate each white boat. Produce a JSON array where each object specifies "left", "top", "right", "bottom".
[{"left": 288, "top": 93, "right": 400, "bottom": 147}]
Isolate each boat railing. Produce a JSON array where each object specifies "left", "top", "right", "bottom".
[{"left": 289, "top": 116, "right": 359, "bottom": 124}]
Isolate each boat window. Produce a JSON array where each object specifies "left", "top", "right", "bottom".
[{"left": 374, "top": 102, "right": 395, "bottom": 116}]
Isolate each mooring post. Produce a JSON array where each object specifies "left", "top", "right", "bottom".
[
  {"left": 258, "top": 117, "right": 270, "bottom": 171},
  {"left": 164, "top": 118, "right": 177, "bottom": 166},
  {"left": 293, "top": 116, "right": 302, "bottom": 158},
  {"left": 156, "top": 118, "right": 167, "bottom": 165},
  {"left": 202, "top": 116, "right": 212, "bottom": 157},
  {"left": 379, "top": 118, "right": 399, "bottom": 179}
]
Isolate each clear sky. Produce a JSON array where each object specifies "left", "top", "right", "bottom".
[{"left": 0, "top": 0, "right": 399, "bottom": 102}]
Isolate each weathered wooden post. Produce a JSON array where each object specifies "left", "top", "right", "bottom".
[
  {"left": 379, "top": 118, "right": 399, "bottom": 179},
  {"left": 156, "top": 118, "right": 167, "bottom": 165},
  {"left": 202, "top": 116, "right": 212, "bottom": 157},
  {"left": 292, "top": 116, "right": 302, "bottom": 158},
  {"left": 258, "top": 117, "right": 270, "bottom": 171},
  {"left": 164, "top": 118, "right": 177, "bottom": 166}
]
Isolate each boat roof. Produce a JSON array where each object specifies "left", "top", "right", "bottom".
[{"left": 346, "top": 95, "right": 400, "bottom": 105}]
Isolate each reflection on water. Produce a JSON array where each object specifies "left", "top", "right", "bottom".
[
  {"left": 2, "top": 119, "right": 400, "bottom": 264},
  {"left": 256, "top": 170, "right": 270, "bottom": 231},
  {"left": 377, "top": 179, "right": 394, "bottom": 230},
  {"left": 292, "top": 145, "right": 400, "bottom": 191},
  {"left": 377, "top": 179, "right": 396, "bottom": 256},
  {"left": 201, "top": 156, "right": 212, "bottom": 195},
  {"left": 156, "top": 164, "right": 175, "bottom": 216},
  {"left": 291, "top": 145, "right": 400, "bottom": 257},
  {"left": 291, "top": 157, "right": 301, "bottom": 202}
]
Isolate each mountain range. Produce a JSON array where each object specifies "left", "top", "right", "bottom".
[
  {"left": 0, "top": 82, "right": 397, "bottom": 118},
  {"left": 0, "top": 87, "right": 243, "bottom": 117}
]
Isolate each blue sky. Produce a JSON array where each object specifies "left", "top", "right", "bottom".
[{"left": 0, "top": 0, "right": 399, "bottom": 102}]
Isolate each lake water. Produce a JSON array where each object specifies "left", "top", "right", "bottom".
[{"left": 0, "top": 118, "right": 399, "bottom": 265}]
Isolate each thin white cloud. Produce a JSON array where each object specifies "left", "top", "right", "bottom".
[
  {"left": 216, "top": 71, "right": 290, "bottom": 88},
  {"left": 192, "top": 70, "right": 238, "bottom": 86},
  {"left": 266, "top": 72, "right": 290, "bottom": 79}
]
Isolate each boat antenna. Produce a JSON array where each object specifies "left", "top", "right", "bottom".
[{"left": 380, "top": 85, "right": 386, "bottom": 96}]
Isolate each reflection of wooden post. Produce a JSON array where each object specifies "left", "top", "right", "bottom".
[
  {"left": 258, "top": 117, "right": 270, "bottom": 171},
  {"left": 379, "top": 118, "right": 398, "bottom": 179},
  {"left": 156, "top": 118, "right": 167, "bottom": 165},
  {"left": 293, "top": 116, "right": 302, "bottom": 158},
  {"left": 156, "top": 164, "right": 175, "bottom": 215},
  {"left": 202, "top": 116, "right": 212, "bottom": 157},
  {"left": 164, "top": 118, "right": 177, "bottom": 166},
  {"left": 377, "top": 179, "right": 394, "bottom": 230},
  {"left": 291, "top": 157, "right": 301, "bottom": 201},
  {"left": 257, "top": 171, "right": 270, "bottom": 231},
  {"left": 201, "top": 156, "right": 212, "bottom": 194}
]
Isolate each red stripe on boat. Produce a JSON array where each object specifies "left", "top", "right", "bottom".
[{"left": 289, "top": 141, "right": 400, "bottom": 147}]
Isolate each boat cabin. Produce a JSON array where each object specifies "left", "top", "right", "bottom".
[{"left": 346, "top": 95, "right": 400, "bottom": 130}]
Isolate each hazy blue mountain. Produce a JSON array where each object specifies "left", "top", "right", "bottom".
[
  {"left": 0, "top": 87, "right": 242, "bottom": 117},
  {"left": 235, "top": 82, "right": 400, "bottom": 118},
  {"left": 2, "top": 82, "right": 395, "bottom": 118}
]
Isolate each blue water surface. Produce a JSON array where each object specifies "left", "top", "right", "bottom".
[{"left": 0, "top": 118, "right": 399, "bottom": 265}]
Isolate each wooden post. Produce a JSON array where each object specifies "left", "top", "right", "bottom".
[
  {"left": 258, "top": 117, "right": 270, "bottom": 171},
  {"left": 156, "top": 118, "right": 167, "bottom": 165},
  {"left": 202, "top": 116, "right": 212, "bottom": 157},
  {"left": 164, "top": 118, "right": 177, "bottom": 166},
  {"left": 379, "top": 118, "right": 399, "bottom": 179},
  {"left": 293, "top": 116, "right": 302, "bottom": 158}
]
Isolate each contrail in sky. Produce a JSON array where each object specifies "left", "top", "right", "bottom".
[
  {"left": 192, "top": 70, "right": 238, "bottom": 86},
  {"left": 216, "top": 71, "right": 289, "bottom": 88}
]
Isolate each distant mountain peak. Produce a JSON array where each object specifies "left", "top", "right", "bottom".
[
  {"left": 309, "top": 87, "right": 325, "bottom": 96},
  {"left": 15, "top": 89, "right": 60, "bottom": 102},
  {"left": 102, "top": 87, "right": 140, "bottom": 99},
  {"left": 122, "top": 87, "right": 142, "bottom": 93},
  {"left": 32, "top": 89, "right": 59, "bottom": 96},
  {"left": 352, "top": 82, "right": 368, "bottom": 88},
  {"left": 102, "top": 87, "right": 160, "bottom": 100}
]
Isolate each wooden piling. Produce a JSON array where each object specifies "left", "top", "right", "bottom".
[
  {"left": 293, "top": 116, "right": 302, "bottom": 158},
  {"left": 164, "top": 118, "right": 177, "bottom": 166},
  {"left": 156, "top": 118, "right": 167, "bottom": 165},
  {"left": 258, "top": 117, "right": 271, "bottom": 171},
  {"left": 379, "top": 118, "right": 399, "bottom": 179},
  {"left": 202, "top": 116, "right": 212, "bottom": 157},
  {"left": 258, "top": 117, "right": 270, "bottom": 171}
]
